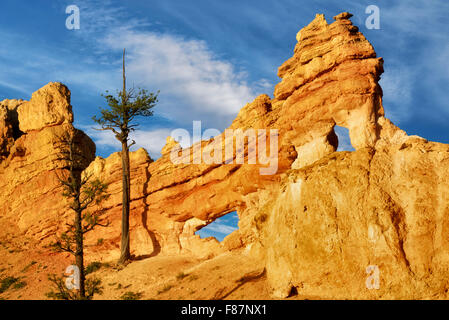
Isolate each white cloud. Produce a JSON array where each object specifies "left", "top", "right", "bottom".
[
  {"left": 381, "top": 1, "right": 449, "bottom": 40},
  {"left": 100, "top": 30, "right": 256, "bottom": 124},
  {"left": 70, "top": 0, "right": 150, "bottom": 38},
  {"left": 374, "top": 0, "right": 449, "bottom": 123},
  {"left": 58, "top": 0, "right": 259, "bottom": 130},
  {"left": 131, "top": 129, "right": 173, "bottom": 158},
  {"left": 334, "top": 126, "right": 354, "bottom": 152},
  {"left": 378, "top": 66, "right": 414, "bottom": 124},
  {"left": 57, "top": 0, "right": 265, "bottom": 158},
  {"left": 0, "top": 79, "right": 29, "bottom": 95},
  {"left": 200, "top": 220, "right": 238, "bottom": 236},
  {"left": 81, "top": 125, "right": 172, "bottom": 159}
]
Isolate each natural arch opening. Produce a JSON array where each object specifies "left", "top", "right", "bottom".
[
  {"left": 195, "top": 211, "right": 239, "bottom": 242},
  {"left": 334, "top": 126, "right": 354, "bottom": 151}
]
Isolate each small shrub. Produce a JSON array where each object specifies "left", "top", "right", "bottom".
[
  {"left": 96, "top": 238, "right": 104, "bottom": 245},
  {"left": 21, "top": 261, "right": 37, "bottom": 273},
  {"left": 46, "top": 274, "right": 103, "bottom": 300},
  {"left": 120, "top": 291, "right": 143, "bottom": 300},
  {"left": 85, "top": 262, "right": 103, "bottom": 275},
  {"left": 13, "top": 281, "right": 27, "bottom": 289},
  {"left": 0, "top": 276, "right": 20, "bottom": 293}
]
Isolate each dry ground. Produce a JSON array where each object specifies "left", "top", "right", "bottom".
[{"left": 0, "top": 230, "right": 284, "bottom": 300}]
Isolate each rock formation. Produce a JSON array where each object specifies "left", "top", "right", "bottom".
[
  {"left": 0, "top": 82, "right": 95, "bottom": 241},
  {"left": 1, "top": 12, "right": 449, "bottom": 299},
  {"left": 238, "top": 14, "right": 449, "bottom": 299},
  {"left": 0, "top": 99, "right": 23, "bottom": 160}
]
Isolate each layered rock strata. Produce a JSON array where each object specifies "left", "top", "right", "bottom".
[{"left": 1, "top": 13, "right": 449, "bottom": 299}]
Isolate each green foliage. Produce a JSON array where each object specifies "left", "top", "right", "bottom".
[
  {"left": 49, "top": 131, "right": 110, "bottom": 300},
  {"left": 21, "top": 261, "right": 37, "bottom": 273},
  {"left": 120, "top": 291, "right": 143, "bottom": 300},
  {"left": 0, "top": 276, "right": 20, "bottom": 293},
  {"left": 51, "top": 134, "right": 110, "bottom": 254},
  {"left": 85, "top": 262, "right": 103, "bottom": 275},
  {"left": 85, "top": 278, "right": 103, "bottom": 298},
  {"left": 92, "top": 88, "right": 158, "bottom": 142},
  {"left": 92, "top": 49, "right": 159, "bottom": 266},
  {"left": 13, "top": 281, "right": 27, "bottom": 289},
  {"left": 46, "top": 274, "right": 103, "bottom": 300},
  {"left": 0, "top": 276, "right": 26, "bottom": 293},
  {"left": 45, "top": 274, "right": 76, "bottom": 300}
]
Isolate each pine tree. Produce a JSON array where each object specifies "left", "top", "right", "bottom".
[
  {"left": 47, "top": 130, "right": 109, "bottom": 300},
  {"left": 92, "top": 48, "right": 158, "bottom": 264}
]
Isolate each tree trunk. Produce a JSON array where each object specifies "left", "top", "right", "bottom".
[
  {"left": 118, "top": 48, "right": 131, "bottom": 265},
  {"left": 118, "top": 140, "right": 131, "bottom": 264},
  {"left": 75, "top": 208, "right": 86, "bottom": 299}
]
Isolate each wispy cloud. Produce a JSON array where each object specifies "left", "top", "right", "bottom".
[
  {"left": 0, "top": 26, "right": 119, "bottom": 100},
  {"left": 203, "top": 223, "right": 238, "bottom": 236},
  {"left": 372, "top": 0, "right": 449, "bottom": 124},
  {"left": 61, "top": 0, "right": 261, "bottom": 131},
  {"left": 102, "top": 30, "right": 256, "bottom": 124},
  {"left": 334, "top": 126, "right": 354, "bottom": 152},
  {"left": 196, "top": 211, "right": 239, "bottom": 241},
  {"left": 0, "top": 0, "right": 267, "bottom": 156},
  {"left": 378, "top": 65, "right": 414, "bottom": 123},
  {"left": 2, "top": 0, "right": 448, "bottom": 145},
  {"left": 68, "top": 0, "right": 150, "bottom": 38},
  {"left": 81, "top": 125, "right": 172, "bottom": 159},
  {"left": 0, "top": 79, "right": 29, "bottom": 95},
  {"left": 381, "top": 1, "right": 449, "bottom": 40}
]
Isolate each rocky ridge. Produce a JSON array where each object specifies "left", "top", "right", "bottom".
[{"left": 1, "top": 13, "right": 449, "bottom": 299}]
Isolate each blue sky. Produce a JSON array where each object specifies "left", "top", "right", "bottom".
[
  {"left": 1, "top": 1, "right": 448, "bottom": 239},
  {"left": 196, "top": 211, "right": 239, "bottom": 242}
]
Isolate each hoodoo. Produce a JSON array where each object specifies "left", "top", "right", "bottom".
[{"left": 1, "top": 13, "right": 449, "bottom": 299}]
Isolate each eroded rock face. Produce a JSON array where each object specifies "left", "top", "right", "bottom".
[
  {"left": 0, "top": 105, "right": 14, "bottom": 160},
  {"left": 84, "top": 12, "right": 386, "bottom": 259},
  {"left": 18, "top": 82, "right": 73, "bottom": 132},
  {"left": 228, "top": 13, "right": 449, "bottom": 298},
  {"left": 0, "top": 83, "right": 95, "bottom": 241},
  {"left": 0, "top": 99, "right": 24, "bottom": 160},
  {"left": 244, "top": 118, "right": 449, "bottom": 299},
  {"left": 1, "top": 13, "right": 385, "bottom": 260},
  {"left": 1, "top": 12, "right": 449, "bottom": 299}
]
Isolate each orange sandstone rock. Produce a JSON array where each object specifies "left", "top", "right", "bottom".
[
  {"left": 2, "top": 12, "right": 449, "bottom": 300},
  {"left": 0, "top": 83, "right": 94, "bottom": 241}
]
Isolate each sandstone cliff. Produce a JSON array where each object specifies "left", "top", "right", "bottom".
[
  {"left": 0, "top": 83, "right": 95, "bottom": 241},
  {"left": 1, "top": 12, "right": 448, "bottom": 299},
  {"left": 238, "top": 13, "right": 449, "bottom": 299}
]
